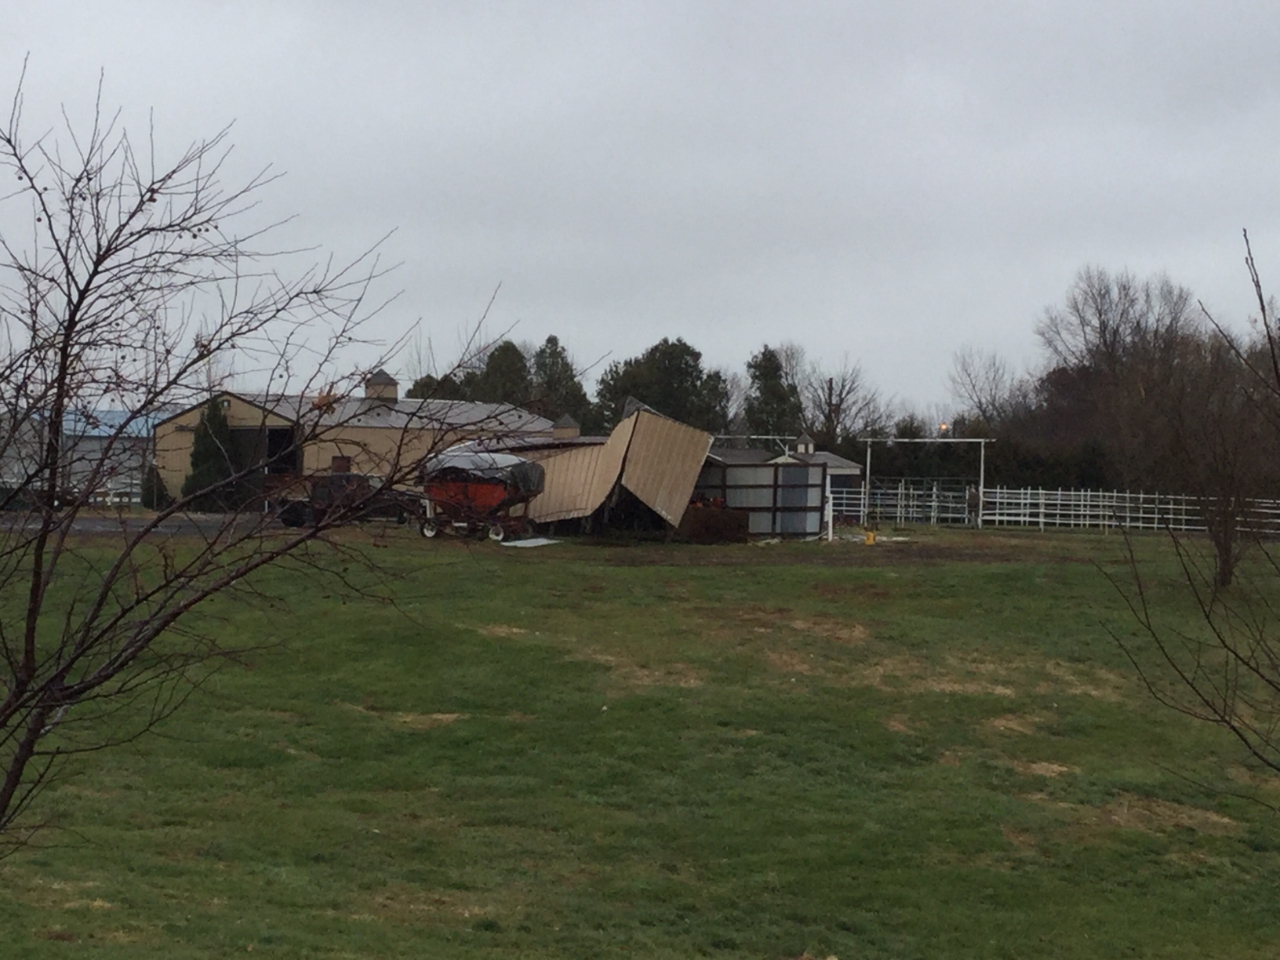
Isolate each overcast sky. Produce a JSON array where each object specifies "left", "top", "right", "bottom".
[{"left": 7, "top": 1, "right": 1280, "bottom": 411}]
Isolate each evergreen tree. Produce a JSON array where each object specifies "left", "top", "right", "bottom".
[
  {"left": 530, "top": 335, "right": 590, "bottom": 423},
  {"left": 743, "top": 345, "right": 804, "bottom": 437},
  {"left": 180, "top": 399, "right": 236, "bottom": 511},
  {"left": 139, "top": 463, "right": 172, "bottom": 510},
  {"left": 593, "top": 337, "right": 729, "bottom": 432},
  {"left": 405, "top": 373, "right": 467, "bottom": 400},
  {"left": 470, "top": 340, "right": 531, "bottom": 406}
]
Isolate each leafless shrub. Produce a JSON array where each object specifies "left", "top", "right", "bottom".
[{"left": 0, "top": 71, "right": 532, "bottom": 851}]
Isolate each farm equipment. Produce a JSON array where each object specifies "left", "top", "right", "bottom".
[
  {"left": 420, "top": 448, "right": 545, "bottom": 541},
  {"left": 276, "top": 472, "right": 425, "bottom": 528}
]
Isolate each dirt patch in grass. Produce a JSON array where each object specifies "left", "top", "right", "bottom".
[
  {"left": 924, "top": 675, "right": 1017, "bottom": 697},
  {"left": 95, "top": 929, "right": 152, "bottom": 944},
  {"left": 1095, "top": 794, "right": 1238, "bottom": 835},
  {"left": 364, "top": 885, "right": 505, "bottom": 926},
  {"left": 1012, "top": 760, "right": 1076, "bottom": 778},
  {"left": 842, "top": 654, "right": 1124, "bottom": 702},
  {"left": 36, "top": 929, "right": 77, "bottom": 942},
  {"left": 728, "top": 606, "right": 869, "bottom": 644},
  {"left": 338, "top": 703, "right": 467, "bottom": 729},
  {"left": 765, "top": 649, "right": 815, "bottom": 675},
  {"left": 474, "top": 624, "right": 528, "bottom": 638},
  {"left": 1002, "top": 824, "right": 1037, "bottom": 850},
  {"left": 577, "top": 651, "right": 704, "bottom": 689},
  {"left": 789, "top": 617, "right": 869, "bottom": 643},
  {"left": 1025, "top": 791, "right": 1238, "bottom": 837},
  {"left": 815, "top": 580, "right": 891, "bottom": 601},
  {"left": 987, "top": 714, "right": 1041, "bottom": 735},
  {"left": 884, "top": 714, "right": 914, "bottom": 733},
  {"left": 392, "top": 712, "right": 466, "bottom": 730},
  {"left": 845, "top": 655, "right": 1018, "bottom": 697},
  {"left": 1038, "top": 660, "right": 1126, "bottom": 700}
]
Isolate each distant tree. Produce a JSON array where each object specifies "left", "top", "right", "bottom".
[
  {"left": 529, "top": 335, "right": 590, "bottom": 423},
  {"left": 801, "top": 358, "right": 885, "bottom": 451},
  {"left": 139, "top": 463, "right": 172, "bottom": 510},
  {"left": 180, "top": 399, "right": 235, "bottom": 511},
  {"left": 469, "top": 340, "right": 531, "bottom": 406},
  {"left": 593, "top": 338, "right": 729, "bottom": 432},
  {"left": 744, "top": 345, "right": 804, "bottom": 436},
  {"left": 405, "top": 373, "right": 467, "bottom": 400},
  {"left": 948, "top": 347, "right": 1031, "bottom": 427}
]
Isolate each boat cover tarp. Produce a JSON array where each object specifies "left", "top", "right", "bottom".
[{"left": 423, "top": 450, "right": 545, "bottom": 498}]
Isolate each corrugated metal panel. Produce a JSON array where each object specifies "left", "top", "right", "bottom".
[
  {"left": 620, "top": 411, "right": 713, "bottom": 526},
  {"left": 523, "top": 445, "right": 604, "bottom": 521},
  {"left": 525, "top": 417, "right": 636, "bottom": 522}
]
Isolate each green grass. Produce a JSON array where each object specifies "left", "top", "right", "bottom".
[{"left": 3, "top": 528, "right": 1279, "bottom": 958}]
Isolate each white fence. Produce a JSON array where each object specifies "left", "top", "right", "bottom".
[
  {"left": 829, "top": 480, "right": 969, "bottom": 526},
  {"left": 828, "top": 482, "right": 1280, "bottom": 534}
]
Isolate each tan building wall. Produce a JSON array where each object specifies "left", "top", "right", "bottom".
[
  {"left": 300, "top": 427, "right": 444, "bottom": 479},
  {"left": 153, "top": 395, "right": 292, "bottom": 498},
  {"left": 155, "top": 392, "right": 503, "bottom": 499}
]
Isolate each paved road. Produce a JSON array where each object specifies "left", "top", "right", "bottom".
[{"left": 1, "top": 512, "right": 282, "bottom": 537}]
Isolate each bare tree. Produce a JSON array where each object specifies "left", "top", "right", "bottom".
[
  {"left": 0, "top": 74, "right": 528, "bottom": 851},
  {"left": 1037, "top": 266, "right": 1197, "bottom": 374},
  {"left": 800, "top": 356, "right": 885, "bottom": 447},
  {"left": 1114, "top": 234, "right": 1280, "bottom": 776},
  {"left": 948, "top": 347, "right": 1033, "bottom": 425}
]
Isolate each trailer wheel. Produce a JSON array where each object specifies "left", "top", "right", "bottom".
[
  {"left": 419, "top": 518, "right": 439, "bottom": 538},
  {"left": 487, "top": 523, "right": 507, "bottom": 543}
]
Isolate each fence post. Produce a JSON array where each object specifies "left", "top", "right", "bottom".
[{"left": 825, "top": 474, "right": 833, "bottom": 542}]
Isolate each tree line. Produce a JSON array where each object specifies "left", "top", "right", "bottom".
[
  {"left": 949, "top": 263, "right": 1280, "bottom": 585},
  {"left": 409, "top": 335, "right": 888, "bottom": 453}
]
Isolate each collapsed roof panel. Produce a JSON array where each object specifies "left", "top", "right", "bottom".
[
  {"left": 621, "top": 411, "right": 714, "bottom": 526},
  {"left": 516, "top": 409, "right": 710, "bottom": 527}
]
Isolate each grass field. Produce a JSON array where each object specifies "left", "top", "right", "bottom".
[{"left": 2, "top": 528, "right": 1279, "bottom": 958}]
